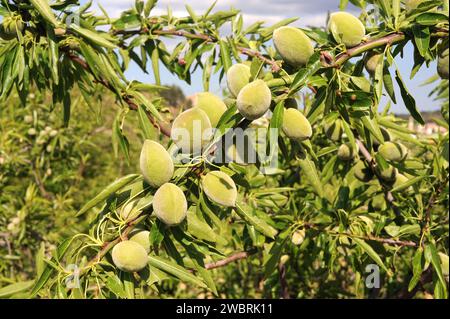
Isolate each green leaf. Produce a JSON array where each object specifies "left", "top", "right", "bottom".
[
  {"left": 412, "top": 25, "right": 430, "bottom": 58},
  {"left": 416, "top": 12, "right": 449, "bottom": 25},
  {"left": 289, "top": 52, "right": 321, "bottom": 94},
  {"left": 298, "top": 155, "right": 324, "bottom": 197},
  {"left": 112, "top": 114, "right": 131, "bottom": 164},
  {"left": 427, "top": 242, "right": 448, "bottom": 298},
  {"left": 29, "top": 0, "right": 60, "bottom": 27},
  {"left": 148, "top": 256, "right": 207, "bottom": 288},
  {"left": 219, "top": 39, "right": 232, "bottom": 72},
  {"left": 30, "top": 238, "right": 73, "bottom": 298},
  {"left": 234, "top": 204, "right": 278, "bottom": 239},
  {"left": 186, "top": 210, "right": 226, "bottom": 245},
  {"left": 0, "top": 281, "right": 34, "bottom": 298},
  {"left": 391, "top": 176, "right": 426, "bottom": 193},
  {"left": 70, "top": 24, "right": 117, "bottom": 49},
  {"left": 137, "top": 105, "right": 155, "bottom": 140},
  {"left": 408, "top": 248, "right": 423, "bottom": 292},
  {"left": 353, "top": 238, "right": 391, "bottom": 275},
  {"left": 106, "top": 273, "right": 126, "bottom": 298},
  {"left": 264, "top": 232, "right": 289, "bottom": 278},
  {"left": 151, "top": 44, "right": 161, "bottom": 85},
  {"left": 76, "top": 174, "right": 140, "bottom": 216},
  {"left": 382, "top": 65, "right": 397, "bottom": 104},
  {"left": 395, "top": 69, "right": 424, "bottom": 124}
]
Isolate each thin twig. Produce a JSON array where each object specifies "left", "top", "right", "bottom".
[
  {"left": 205, "top": 251, "right": 252, "bottom": 270},
  {"left": 116, "top": 28, "right": 281, "bottom": 72},
  {"left": 332, "top": 32, "right": 406, "bottom": 67}
]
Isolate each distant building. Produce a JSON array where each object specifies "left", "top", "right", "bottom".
[{"left": 408, "top": 117, "right": 448, "bottom": 135}]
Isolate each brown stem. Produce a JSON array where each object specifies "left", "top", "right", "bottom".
[
  {"left": 205, "top": 251, "right": 253, "bottom": 270},
  {"left": 117, "top": 27, "right": 280, "bottom": 72},
  {"left": 332, "top": 32, "right": 406, "bottom": 67},
  {"left": 237, "top": 47, "right": 281, "bottom": 72},
  {"left": 153, "top": 29, "right": 214, "bottom": 42},
  {"left": 81, "top": 215, "right": 147, "bottom": 274}
]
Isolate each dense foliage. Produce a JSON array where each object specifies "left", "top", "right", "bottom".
[{"left": 0, "top": 0, "right": 449, "bottom": 299}]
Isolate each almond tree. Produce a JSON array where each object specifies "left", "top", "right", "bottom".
[{"left": 0, "top": 0, "right": 448, "bottom": 298}]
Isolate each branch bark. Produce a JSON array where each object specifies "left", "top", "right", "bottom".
[
  {"left": 332, "top": 32, "right": 406, "bottom": 67},
  {"left": 205, "top": 251, "right": 253, "bottom": 270}
]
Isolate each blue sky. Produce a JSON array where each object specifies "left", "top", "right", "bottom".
[{"left": 80, "top": 0, "right": 440, "bottom": 114}]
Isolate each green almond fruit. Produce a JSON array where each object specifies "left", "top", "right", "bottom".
[
  {"left": 378, "top": 165, "right": 398, "bottom": 183},
  {"left": 153, "top": 183, "right": 187, "bottom": 226},
  {"left": 378, "top": 142, "right": 407, "bottom": 162},
  {"left": 353, "top": 160, "right": 374, "bottom": 182},
  {"left": 337, "top": 143, "right": 358, "bottom": 161},
  {"left": 202, "top": 171, "right": 237, "bottom": 207},
  {"left": 140, "top": 140, "right": 174, "bottom": 188},
  {"left": 192, "top": 92, "right": 228, "bottom": 127},
  {"left": 364, "top": 52, "right": 383, "bottom": 76},
  {"left": 392, "top": 173, "right": 413, "bottom": 192},
  {"left": 371, "top": 194, "right": 387, "bottom": 211},
  {"left": 373, "top": 127, "right": 392, "bottom": 146},
  {"left": 120, "top": 199, "right": 140, "bottom": 221},
  {"left": 273, "top": 26, "right": 314, "bottom": 68},
  {"left": 291, "top": 229, "right": 306, "bottom": 246},
  {"left": 129, "top": 230, "right": 151, "bottom": 253},
  {"left": 324, "top": 119, "right": 343, "bottom": 142},
  {"left": 328, "top": 12, "right": 366, "bottom": 48},
  {"left": 171, "top": 108, "right": 212, "bottom": 153},
  {"left": 227, "top": 63, "right": 251, "bottom": 97},
  {"left": 111, "top": 240, "right": 148, "bottom": 272},
  {"left": 437, "top": 48, "right": 449, "bottom": 80},
  {"left": 282, "top": 108, "right": 312, "bottom": 141},
  {"left": 237, "top": 80, "right": 272, "bottom": 120}
]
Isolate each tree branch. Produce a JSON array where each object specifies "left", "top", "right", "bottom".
[
  {"left": 115, "top": 27, "right": 281, "bottom": 72},
  {"left": 332, "top": 32, "right": 406, "bottom": 67},
  {"left": 81, "top": 215, "right": 147, "bottom": 275},
  {"left": 205, "top": 251, "right": 253, "bottom": 270}
]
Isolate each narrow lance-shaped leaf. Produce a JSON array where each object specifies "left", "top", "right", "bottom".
[
  {"left": 353, "top": 238, "right": 392, "bottom": 275},
  {"left": 148, "top": 256, "right": 208, "bottom": 288},
  {"left": 137, "top": 105, "right": 155, "bottom": 140},
  {"left": 76, "top": 174, "right": 140, "bottom": 216},
  {"left": 298, "top": 154, "right": 324, "bottom": 197},
  {"left": 30, "top": 238, "right": 73, "bottom": 298},
  {"left": 234, "top": 204, "right": 278, "bottom": 239},
  {"left": 219, "top": 39, "right": 232, "bottom": 72},
  {"left": 412, "top": 25, "right": 430, "bottom": 58},
  {"left": 30, "top": 0, "right": 60, "bottom": 27},
  {"left": 395, "top": 69, "right": 424, "bottom": 125}
]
